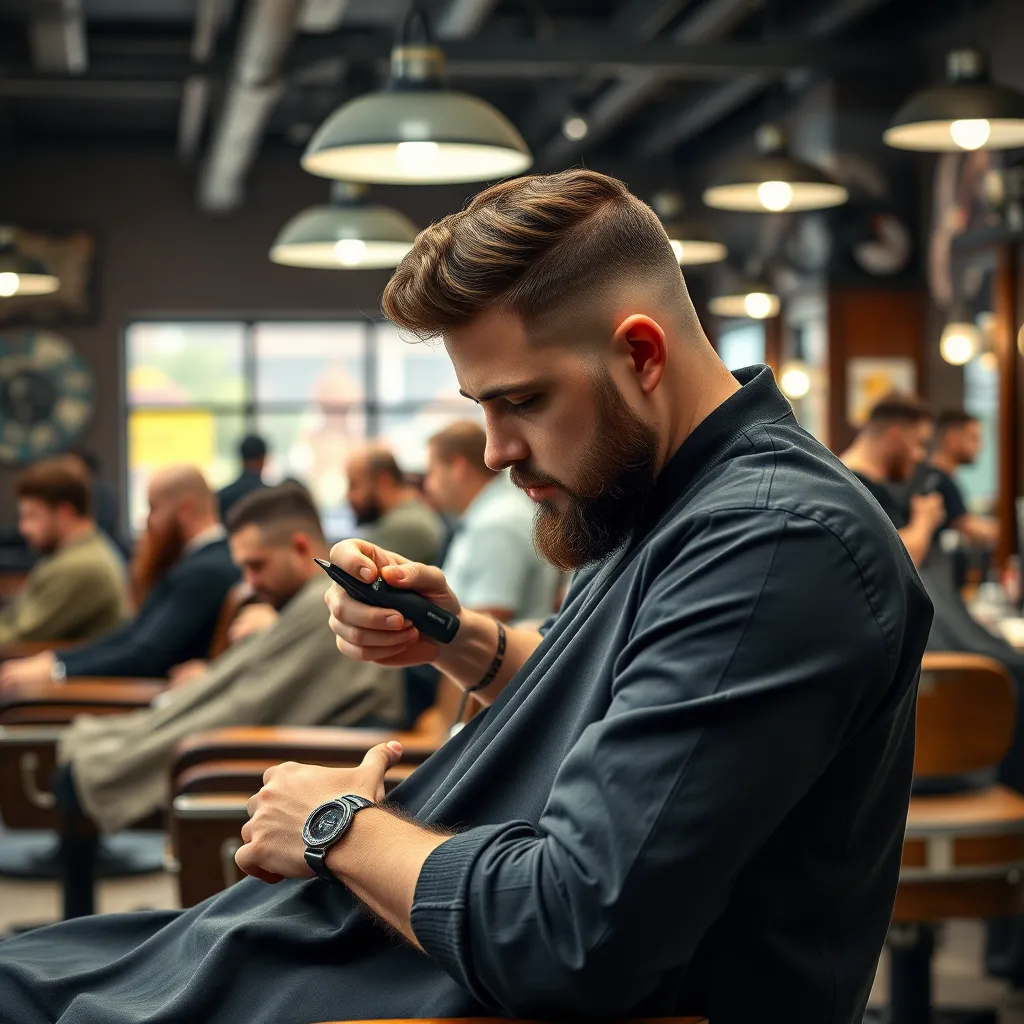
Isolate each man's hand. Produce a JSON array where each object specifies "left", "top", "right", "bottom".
[
  {"left": 324, "top": 538, "right": 462, "bottom": 668},
  {"left": 0, "top": 650, "right": 56, "bottom": 688},
  {"left": 228, "top": 603, "right": 278, "bottom": 645},
  {"left": 235, "top": 740, "right": 404, "bottom": 884},
  {"left": 168, "top": 659, "right": 208, "bottom": 686},
  {"left": 910, "top": 492, "right": 946, "bottom": 535}
]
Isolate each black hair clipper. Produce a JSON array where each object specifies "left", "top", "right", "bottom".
[{"left": 314, "top": 557, "right": 460, "bottom": 644}]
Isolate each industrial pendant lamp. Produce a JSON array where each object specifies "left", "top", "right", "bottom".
[
  {"left": 703, "top": 125, "right": 848, "bottom": 214},
  {"left": 0, "top": 227, "right": 60, "bottom": 297},
  {"left": 270, "top": 183, "right": 419, "bottom": 269},
  {"left": 939, "top": 312, "right": 981, "bottom": 365},
  {"left": 650, "top": 191, "right": 727, "bottom": 266},
  {"left": 885, "top": 48, "right": 1024, "bottom": 152},
  {"left": 302, "top": 4, "right": 532, "bottom": 184},
  {"left": 708, "top": 271, "right": 781, "bottom": 319}
]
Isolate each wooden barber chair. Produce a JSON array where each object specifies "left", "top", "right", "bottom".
[{"left": 886, "top": 652, "right": 1024, "bottom": 1023}]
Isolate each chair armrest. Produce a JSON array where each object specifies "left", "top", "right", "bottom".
[
  {"left": 921, "top": 652, "right": 1011, "bottom": 675},
  {"left": 174, "top": 759, "right": 418, "bottom": 797},
  {"left": 172, "top": 725, "right": 444, "bottom": 776},
  {"left": 0, "top": 679, "right": 164, "bottom": 725}
]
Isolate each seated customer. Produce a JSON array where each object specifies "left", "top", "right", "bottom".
[
  {"left": 0, "top": 456, "right": 129, "bottom": 646},
  {"left": 918, "top": 409, "right": 999, "bottom": 548},
  {"left": 839, "top": 393, "right": 946, "bottom": 566},
  {"left": 425, "top": 421, "right": 561, "bottom": 621},
  {"left": 0, "top": 169, "right": 931, "bottom": 1024},
  {"left": 0, "top": 465, "right": 239, "bottom": 686},
  {"left": 346, "top": 445, "right": 444, "bottom": 566},
  {"left": 218, "top": 434, "right": 268, "bottom": 521},
  {"left": 58, "top": 484, "right": 403, "bottom": 840}
]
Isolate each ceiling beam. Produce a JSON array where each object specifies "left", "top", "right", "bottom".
[
  {"left": 638, "top": 0, "right": 897, "bottom": 158},
  {"left": 538, "top": 0, "right": 763, "bottom": 168}
]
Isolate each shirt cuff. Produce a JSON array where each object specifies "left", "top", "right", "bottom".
[{"left": 410, "top": 823, "right": 507, "bottom": 988}]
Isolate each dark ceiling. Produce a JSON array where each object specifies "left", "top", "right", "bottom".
[{"left": 0, "top": 0, "right": 986, "bottom": 209}]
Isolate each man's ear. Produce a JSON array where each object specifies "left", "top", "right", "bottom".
[
  {"left": 291, "top": 532, "right": 312, "bottom": 558},
  {"left": 611, "top": 314, "right": 667, "bottom": 395}
]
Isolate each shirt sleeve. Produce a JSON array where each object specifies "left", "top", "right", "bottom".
[
  {"left": 448, "top": 522, "right": 532, "bottom": 615},
  {"left": 0, "top": 565, "right": 90, "bottom": 644},
  {"left": 937, "top": 475, "right": 968, "bottom": 528},
  {"left": 411, "top": 508, "right": 895, "bottom": 1016}
]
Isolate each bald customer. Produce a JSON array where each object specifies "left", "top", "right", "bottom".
[
  {"left": 0, "top": 465, "right": 239, "bottom": 686},
  {"left": 346, "top": 446, "right": 444, "bottom": 566}
]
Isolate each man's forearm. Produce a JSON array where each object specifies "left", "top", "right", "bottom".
[
  {"left": 325, "top": 807, "right": 450, "bottom": 946},
  {"left": 432, "top": 608, "right": 542, "bottom": 707},
  {"left": 898, "top": 521, "right": 934, "bottom": 567}
]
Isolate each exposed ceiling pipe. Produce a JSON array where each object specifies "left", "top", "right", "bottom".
[
  {"left": 539, "top": 0, "right": 763, "bottom": 168},
  {"left": 638, "top": 0, "right": 895, "bottom": 158},
  {"left": 178, "top": 0, "right": 233, "bottom": 164},
  {"left": 433, "top": 0, "right": 501, "bottom": 40},
  {"left": 197, "top": 0, "right": 307, "bottom": 213}
]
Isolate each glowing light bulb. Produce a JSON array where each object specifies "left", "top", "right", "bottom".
[
  {"left": 744, "top": 291, "right": 775, "bottom": 319},
  {"left": 940, "top": 321, "right": 980, "bottom": 365},
  {"left": 978, "top": 351, "right": 998, "bottom": 372},
  {"left": 780, "top": 362, "right": 811, "bottom": 399},
  {"left": 0, "top": 272, "right": 20, "bottom": 297},
  {"left": 562, "top": 116, "right": 589, "bottom": 141},
  {"left": 756, "top": 180, "right": 794, "bottom": 212},
  {"left": 334, "top": 239, "right": 367, "bottom": 266},
  {"left": 949, "top": 118, "right": 991, "bottom": 150},
  {"left": 669, "top": 239, "right": 684, "bottom": 262},
  {"left": 396, "top": 141, "right": 440, "bottom": 173}
]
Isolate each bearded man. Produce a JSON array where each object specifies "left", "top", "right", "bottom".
[
  {"left": 0, "top": 170, "right": 932, "bottom": 1024},
  {"left": 1, "top": 464, "right": 239, "bottom": 686}
]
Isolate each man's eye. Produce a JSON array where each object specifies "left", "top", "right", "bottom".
[{"left": 508, "top": 396, "right": 538, "bottom": 415}]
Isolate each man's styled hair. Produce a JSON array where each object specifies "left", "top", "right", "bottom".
[
  {"left": 382, "top": 169, "right": 684, "bottom": 340},
  {"left": 866, "top": 393, "right": 933, "bottom": 430},
  {"left": 225, "top": 482, "right": 324, "bottom": 543},
  {"left": 239, "top": 434, "right": 268, "bottom": 461},
  {"left": 429, "top": 421, "right": 493, "bottom": 477},
  {"left": 16, "top": 456, "right": 92, "bottom": 517},
  {"left": 936, "top": 409, "right": 979, "bottom": 435}
]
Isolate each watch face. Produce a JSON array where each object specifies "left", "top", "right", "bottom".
[{"left": 303, "top": 800, "right": 352, "bottom": 848}]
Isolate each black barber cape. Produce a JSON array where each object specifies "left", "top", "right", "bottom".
[{"left": 0, "top": 367, "right": 932, "bottom": 1024}]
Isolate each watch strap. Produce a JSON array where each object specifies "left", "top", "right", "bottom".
[{"left": 304, "top": 848, "right": 345, "bottom": 886}]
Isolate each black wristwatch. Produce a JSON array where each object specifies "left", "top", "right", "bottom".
[{"left": 302, "top": 794, "right": 375, "bottom": 885}]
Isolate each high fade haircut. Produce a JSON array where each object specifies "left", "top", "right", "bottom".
[
  {"left": 16, "top": 456, "right": 92, "bottom": 517},
  {"left": 935, "top": 409, "right": 979, "bottom": 436},
  {"left": 382, "top": 169, "right": 692, "bottom": 344},
  {"left": 428, "top": 421, "right": 494, "bottom": 478},
  {"left": 866, "top": 393, "right": 933, "bottom": 430},
  {"left": 225, "top": 482, "right": 325, "bottom": 545},
  {"left": 362, "top": 447, "right": 405, "bottom": 485}
]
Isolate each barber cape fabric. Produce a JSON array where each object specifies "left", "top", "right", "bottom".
[
  {"left": 59, "top": 577, "right": 405, "bottom": 833},
  {"left": 0, "top": 366, "right": 932, "bottom": 1024}
]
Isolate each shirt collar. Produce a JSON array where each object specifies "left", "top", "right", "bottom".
[{"left": 184, "top": 523, "right": 227, "bottom": 555}]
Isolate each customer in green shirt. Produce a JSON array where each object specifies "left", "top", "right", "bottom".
[{"left": 0, "top": 456, "right": 129, "bottom": 646}]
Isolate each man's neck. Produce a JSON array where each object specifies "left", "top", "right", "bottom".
[
  {"left": 182, "top": 517, "right": 221, "bottom": 548},
  {"left": 457, "top": 477, "right": 490, "bottom": 516},
  {"left": 57, "top": 519, "right": 95, "bottom": 550},
  {"left": 841, "top": 438, "right": 888, "bottom": 483},
  {"left": 380, "top": 486, "right": 422, "bottom": 514},
  {"left": 929, "top": 449, "right": 958, "bottom": 475}
]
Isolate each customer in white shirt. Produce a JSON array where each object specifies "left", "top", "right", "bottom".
[{"left": 424, "top": 421, "right": 561, "bottom": 622}]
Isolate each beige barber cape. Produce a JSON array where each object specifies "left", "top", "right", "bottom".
[{"left": 59, "top": 577, "right": 404, "bottom": 833}]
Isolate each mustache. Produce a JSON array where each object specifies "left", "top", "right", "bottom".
[{"left": 509, "top": 465, "right": 562, "bottom": 491}]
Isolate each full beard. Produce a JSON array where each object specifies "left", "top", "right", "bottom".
[
  {"left": 130, "top": 520, "right": 185, "bottom": 608},
  {"left": 511, "top": 373, "right": 659, "bottom": 573}
]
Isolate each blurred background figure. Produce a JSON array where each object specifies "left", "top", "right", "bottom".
[
  {"left": 345, "top": 445, "right": 444, "bottom": 567},
  {"left": 67, "top": 447, "right": 130, "bottom": 559},
  {"left": 425, "top": 421, "right": 561, "bottom": 623},
  {"left": 0, "top": 465, "right": 238, "bottom": 686},
  {"left": 919, "top": 410, "right": 1000, "bottom": 548},
  {"left": 0, "top": 456, "right": 128, "bottom": 646},
  {"left": 218, "top": 435, "right": 268, "bottom": 521},
  {"left": 840, "top": 394, "right": 945, "bottom": 568}
]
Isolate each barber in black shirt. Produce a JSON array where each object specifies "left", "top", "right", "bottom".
[{"left": 840, "top": 394, "right": 945, "bottom": 566}]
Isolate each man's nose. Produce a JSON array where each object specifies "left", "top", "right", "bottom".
[{"left": 484, "top": 424, "right": 529, "bottom": 472}]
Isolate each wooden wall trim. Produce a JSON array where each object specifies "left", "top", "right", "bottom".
[{"left": 994, "top": 243, "right": 1020, "bottom": 564}]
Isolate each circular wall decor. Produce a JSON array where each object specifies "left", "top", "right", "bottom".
[{"left": 0, "top": 329, "right": 94, "bottom": 466}]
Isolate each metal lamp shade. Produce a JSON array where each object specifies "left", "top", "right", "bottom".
[
  {"left": 664, "top": 223, "right": 728, "bottom": 266},
  {"left": 270, "top": 203, "right": 419, "bottom": 269},
  {"left": 884, "top": 82, "right": 1024, "bottom": 151},
  {"left": 301, "top": 90, "right": 533, "bottom": 184},
  {"left": 703, "top": 153, "right": 848, "bottom": 213},
  {"left": 0, "top": 253, "right": 60, "bottom": 297}
]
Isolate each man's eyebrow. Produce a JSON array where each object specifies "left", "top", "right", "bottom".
[{"left": 458, "top": 381, "right": 544, "bottom": 403}]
